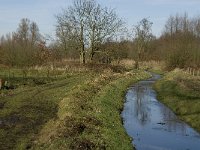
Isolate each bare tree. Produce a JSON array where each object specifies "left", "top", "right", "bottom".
[
  {"left": 56, "top": 17, "right": 69, "bottom": 54},
  {"left": 14, "top": 18, "right": 30, "bottom": 47},
  {"left": 30, "top": 22, "right": 40, "bottom": 46},
  {"left": 56, "top": 0, "right": 89, "bottom": 64},
  {"left": 55, "top": 0, "right": 123, "bottom": 63},
  {"left": 13, "top": 18, "right": 42, "bottom": 66},
  {"left": 0, "top": 18, "right": 42, "bottom": 67},
  {"left": 56, "top": 13, "right": 80, "bottom": 59},
  {"left": 133, "top": 18, "right": 154, "bottom": 69},
  {"left": 86, "top": 1, "right": 123, "bottom": 61},
  {"left": 160, "top": 13, "right": 200, "bottom": 69}
]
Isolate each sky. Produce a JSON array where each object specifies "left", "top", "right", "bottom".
[{"left": 0, "top": 0, "right": 200, "bottom": 39}]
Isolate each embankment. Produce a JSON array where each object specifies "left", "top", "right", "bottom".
[
  {"left": 33, "top": 70, "right": 150, "bottom": 150},
  {"left": 154, "top": 69, "right": 200, "bottom": 132}
]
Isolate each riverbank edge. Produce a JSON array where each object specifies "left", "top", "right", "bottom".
[
  {"left": 93, "top": 71, "right": 151, "bottom": 150},
  {"left": 33, "top": 70, "right": 150, "bottom": 150},
  {"left": 154, "top": 69, "right": 200, "bottom": 133}
]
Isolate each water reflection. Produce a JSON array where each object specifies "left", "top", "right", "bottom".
[
  {"left": 160, "top": 104, "right": 189, "bottom": 136},
  {"left": 122, "top": 73, "right": 200, "bottom": 150},
  {"left": 133, "top": 83, "right": 150, "bottom": 126}
]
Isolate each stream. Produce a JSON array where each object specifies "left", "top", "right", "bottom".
[{"left": 122, "top": 73, "right": 200, "bottom": 150}]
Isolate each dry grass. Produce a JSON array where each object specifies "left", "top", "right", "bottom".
[
  {"left": 140, "top": 61, "right": 166, "bottom": 72},
  {"left": 112, "top": 59, "right": 135, "bottom": 70}
]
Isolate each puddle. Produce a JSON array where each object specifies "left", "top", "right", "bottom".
[{"left": 122, "top": 73, "right": 200, "bottom": 150}]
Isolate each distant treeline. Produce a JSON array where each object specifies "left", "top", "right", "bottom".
[
  {"left": 0, "top": 0, "right": 199, "bottom": 70},
  {"left": 156, "top": 13, "right": 200, "bottom": 69}
]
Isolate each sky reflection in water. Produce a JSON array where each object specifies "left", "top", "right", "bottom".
[{"left": 122, "top": 74, "right": 200, "bottom": 150}]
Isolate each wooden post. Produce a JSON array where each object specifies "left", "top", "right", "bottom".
[
  {"left": 8, "top": 69, "right": 11, "bottom": 79},
  {"left": 191, "top": 68, "right": 193, "bottom": 75},
  {"left": 0, "top": 79, "right": 2, "bottom": 89},
  {"left": 47, "top": 70, "right": 50, "bottom": 78},
  {"left": 192, "top": 69, "right": 195, "bottom": 76}
]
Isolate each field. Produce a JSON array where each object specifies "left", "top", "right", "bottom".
[
  {"left": 0, "top": 65, "right": 149, "bottom": 150},
  {"left": 154, "top": 69, "right": 200, "bottom": 132}
]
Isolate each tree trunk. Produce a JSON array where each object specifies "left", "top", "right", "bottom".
[
  {"left": 90, "top": 25, "right": 95, "bottom": 62},
  {"left": 135, "top": 48, "right": 142, "bottom": 69},
  {"left": 80, "top": 50, "right": 85, "bottom": 64},
  {"left": 135, "top": 60, "right": 139, "bottom": 69},
  {"left": 89, "top": 51, "right": 94, "bottom": 62},
  {"left": 80, "top": 24, "right": 85, "bottom": 64}
]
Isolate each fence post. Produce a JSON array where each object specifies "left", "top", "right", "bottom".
[
  {"left": 47, "top": 69, "right": 50, "bottom": 78},
  {"left": 0, "top": 79, "right": 2, "bottom": 89},
  {"left": 192, "top": 68, "right": 195, "bottom": 76},
  {"left": 187, "top": 68, "right": 190, "bottom": 74}
]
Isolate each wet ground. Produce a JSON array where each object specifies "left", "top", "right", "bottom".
[{"left": 122, "top": 73, "right": 200, "bottom": 150}]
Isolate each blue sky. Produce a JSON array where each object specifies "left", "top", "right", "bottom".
[{"left": 0, "top": 0, "right": 200, "bottom": 38}]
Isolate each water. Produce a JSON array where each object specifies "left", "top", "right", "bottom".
[{"left": 122, "top": 73, "right": 200, "bottom": 150}]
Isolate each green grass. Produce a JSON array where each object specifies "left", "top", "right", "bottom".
[
  {"left": 154, "top": 69, "right": 200, "bottom": 132},
  {"left": 92, "top": 75, "right": 147, "bottom": 150},
  {"left": 0, "top": 66, "right": 150, "bottom": 150},
  {"left": 0, "top": 68, "right": 93, "bottom": 150},
  {"left": 32, "top": 70, "right": 149, "bottom": 150}
]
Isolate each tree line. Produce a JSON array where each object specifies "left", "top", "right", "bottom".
[
  {"left": 0, "top": 18, "right": 51, "bottom": 67},
  {"left": 159, "top": 13, "right": 200, "bottom": 69},
  {"left": 0, "top": 0, "right": 199, "bottom": 70}
]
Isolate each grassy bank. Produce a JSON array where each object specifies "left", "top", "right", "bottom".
[
  {"left": 0, "top": 70, "right": 92, "bottom": 150},
  {"left": 0, "top": 66, "right": 149, "bottom": 150},
  {"left": 154, "top": 69, "right": 200, "bottom": 132},
  {"left": 33, "top": 70, "right": 149, "bottom": 150}
]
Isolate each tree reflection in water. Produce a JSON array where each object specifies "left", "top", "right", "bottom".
[
  {"left": 133, "top": 81, "right": 188, "bottom": 134},
  {"left": 161, "top": 102, "right": 188, "bottom": 135},
  {"left": 133, "top": 82, "right": 151, "bottom": 126},
  {"left": 122, "top": 73, "right": 200, "bottom": 150}
]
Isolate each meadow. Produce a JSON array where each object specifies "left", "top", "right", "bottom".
[{"left": 0, "top": 64, "right": 149, "bottom": 150}]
